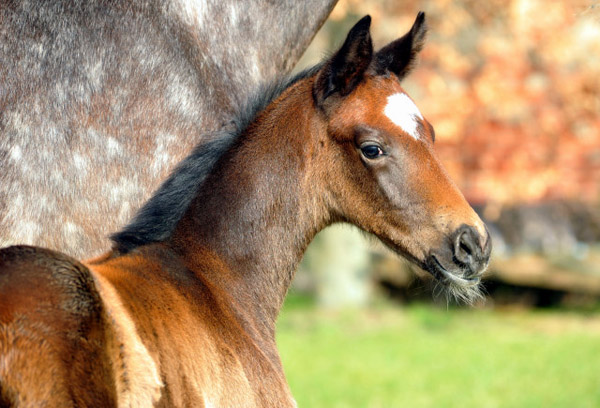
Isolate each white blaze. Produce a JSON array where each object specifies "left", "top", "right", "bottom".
[{"left": 383, "top": 93, "right": 423, "bottom": 140}]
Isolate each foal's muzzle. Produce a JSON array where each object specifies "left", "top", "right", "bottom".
[{"left": 426, "top": 225, "right": 492, "bottom": 287}]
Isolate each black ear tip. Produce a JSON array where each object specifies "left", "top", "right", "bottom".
[
  {"left": 354, "top": 15, "right": 372, "bottom": 31},
  {"left": 411, "top": 11, "right": 428, "bottom": 37},
  {"left": 345, "top": 15, "right": 372, "bottom": 41},
  {"left": 414, "top": 11, "right": 427, "bottom": 28},
  {"left": 416, "top": 11, "right": 426, "bottom": 22}
]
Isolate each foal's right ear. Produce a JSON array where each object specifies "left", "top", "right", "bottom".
[{"left": 314, "top": 15, "right": 373, "bottom": 110}]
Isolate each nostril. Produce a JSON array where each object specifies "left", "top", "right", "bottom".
[
  {"left": 452, "top": 225, "right": 485, "bottom": 268},
  {"left": 448, "top": 225, "right": 492, "bottom": 277},
  {"left": 459, "top": 236, "right": 473, "bottom": 256},
  {"left": 454, "top": 230, "right": 475, "bottom": 265}
]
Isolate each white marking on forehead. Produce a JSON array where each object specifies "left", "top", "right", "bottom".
[{"left": 384, "top": 93, "right": 423, "bottom": 140}]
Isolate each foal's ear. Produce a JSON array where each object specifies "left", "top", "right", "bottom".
[
  {"left": 373, "top": 11, "right": 427, "bottom": 80},
  {"left": 314, "top": 15, "right": 373, "bottom": 108}
]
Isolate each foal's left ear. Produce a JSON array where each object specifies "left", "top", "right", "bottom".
[
  {"left": 314, "top": 15, "right": 373, "bottom": 109},
  {"left": 373, "top": 11, "right": 428, "bottom": 80}
]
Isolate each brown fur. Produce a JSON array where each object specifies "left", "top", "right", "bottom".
[
  {"left": 0, "top": 246, "right": 116, "bottom": 407},
  {"left": 0, "top": 14, "right": 490, "bottom": 407}
]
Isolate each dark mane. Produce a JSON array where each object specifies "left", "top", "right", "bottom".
[{"left": 110, "top": 64, "right": 322, "bottom": 254}]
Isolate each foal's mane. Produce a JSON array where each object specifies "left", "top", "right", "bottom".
[{"left": 111, "top": 65, "right": 322, "bottom": 254}]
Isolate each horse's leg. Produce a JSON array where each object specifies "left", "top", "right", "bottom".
[{"left": 0, "top": 246, "right": 117, "bottom": 407}]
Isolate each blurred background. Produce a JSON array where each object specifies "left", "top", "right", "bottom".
[{"left": 277, "top": 1, "right": 600, "bottom": 406}]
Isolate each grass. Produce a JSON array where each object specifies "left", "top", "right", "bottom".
[{"left": 277, "top": 296, "right": 600, "bottom": 407}]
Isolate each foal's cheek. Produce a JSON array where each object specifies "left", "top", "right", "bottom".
[{"left": 373, "top": 161, "right": 411, "bottom": 210}]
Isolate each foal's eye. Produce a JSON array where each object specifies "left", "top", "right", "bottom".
[{"left": 360, "top": 144, "right": 384, "bottom": 159}]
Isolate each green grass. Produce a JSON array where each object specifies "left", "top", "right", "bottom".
[{"left": 277, "top": 297, "right": 600, "bottom": 407}]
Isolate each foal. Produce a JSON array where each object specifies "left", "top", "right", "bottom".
[{"left": 0, "top": 13, "right": 491, "bottom": 407}]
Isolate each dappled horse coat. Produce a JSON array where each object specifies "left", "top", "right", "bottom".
[{"left": 0, "top": 0, "right": 337, "bottom": 258}]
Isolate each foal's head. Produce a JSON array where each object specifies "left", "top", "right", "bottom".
[{"left": 312, "top": 13, "right": 491, "bottom": 302}]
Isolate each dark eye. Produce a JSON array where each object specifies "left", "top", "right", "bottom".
[{"left": 360, "top": 144, "right": 384, "bottom": 159}]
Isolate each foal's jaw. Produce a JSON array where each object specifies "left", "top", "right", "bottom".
[{"left": 313, "top": 12, "right": 492, "bottom": 302}]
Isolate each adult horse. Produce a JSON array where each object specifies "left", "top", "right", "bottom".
[
  {"left": 0, "top": 0, "right": 337, "bottom": 259},
  {"left": 0, "top": 13, "right": 491, "bottom": 407}
]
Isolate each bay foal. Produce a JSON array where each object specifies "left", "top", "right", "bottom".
[{"left": 0, "top": 13, "right": 491, "bottom": 407}]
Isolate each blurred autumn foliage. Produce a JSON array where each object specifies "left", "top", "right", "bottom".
[{"left": 300, "top": 0, "right": 600, "bottom": 206}]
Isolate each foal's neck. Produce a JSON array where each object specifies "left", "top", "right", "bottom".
[{"left": 171, "top": 78, "right": 330, "bottom": 331}]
